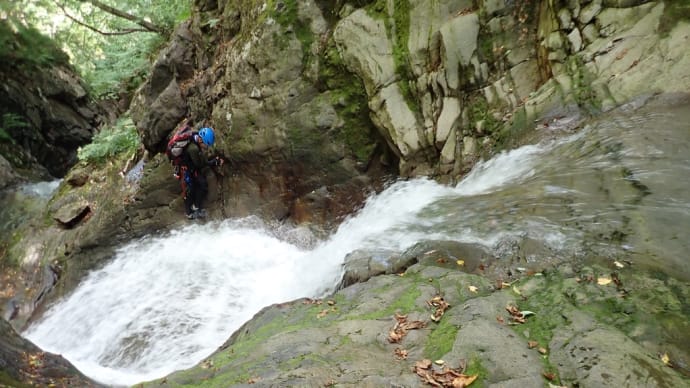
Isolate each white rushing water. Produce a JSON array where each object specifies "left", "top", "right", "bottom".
[
  {"left": 22, "top": 139, "right": 549, "bottom": 386},
  {"left": 23, "top": 103, "right": 690, "bottom": 386}
]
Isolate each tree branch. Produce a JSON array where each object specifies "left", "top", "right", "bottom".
[
  {"left": 83, "top": 0, "right": 164, "bottom": 34},
  {"left": 54, "top": 0, "right": 158, "bottom": 36}
]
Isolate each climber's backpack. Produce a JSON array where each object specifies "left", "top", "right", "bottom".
[{"left": 166, "top": 123, "right": 197, "bottom": 178}]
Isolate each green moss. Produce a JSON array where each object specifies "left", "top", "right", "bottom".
[
  {"left": 467, "top": 95, "right": 500, "bottom": 135},
  {"left": 660, "top": 0, "right": 690, "bottom": 37},
  {"left": 566, "top": 56, "right": 600, "bottom": 113},
  {"left": 319, "top": 39, "right": 380, "bottom": 163},
  {"left": 339, "top": 334, "right": 353, "bottom": 346},
  {"left": 279, "top": 353, "right": 330, "bottom": 373},
  {"left": 365, "top": 0, "right": 419, "bottom": 115},
  {"left": 424, "top": 318, "right": 459, "bottom": 360},
  {"left": 512, "top": 275, "right": 567, "bottom": 346},
  {"left": 268, "top": 0, "right": 314, "bottom": 65},
  {"left": 463, "top": 357, "right": 489, "bottom": 387},
  {"left": 494, "top": 107, "right": 529, "bottom": 151},
  {"left": 146, "top": 302, "right": 334, "bottom": 386},
  {"left": 349, "top": 279, "right": 424, "bottom": 320},
  {"left": 0, "top": 371, "right": 29, "bottom": 388}
]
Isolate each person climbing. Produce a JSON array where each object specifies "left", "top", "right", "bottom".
[{"left": 168, "top": 124, "right": 223, "bottom": 219}]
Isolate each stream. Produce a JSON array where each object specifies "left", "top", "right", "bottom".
[{"left": 23, "top": 98, "right": 690, "bottom": 386}]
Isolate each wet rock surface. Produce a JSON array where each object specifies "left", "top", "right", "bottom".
[
  {"left": 144, "top": 258, "right": 689, "bottom": 387},
  {"left": 0, "top": 318, "right": 102, "bottom": 387}
]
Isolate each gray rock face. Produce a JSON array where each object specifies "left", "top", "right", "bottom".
[
  {"left": 152, "top": 259, "right": 689, "bottom": 387},
  {"left": 0, "top": 318, "right": 102, "bottom": 387},
  {"left": 130, "top": 22, "right": 194, "bottom": 151},
  {"left": 0, "top": 63, "right": 103, "bottom": 178}
]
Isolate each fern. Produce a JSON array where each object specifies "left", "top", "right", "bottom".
[
  {"left": 0, "top": 113, "right": 30, "bottom": 143},
  {"left": 78, "top": 116, "right": 140, "bottom": 163}
]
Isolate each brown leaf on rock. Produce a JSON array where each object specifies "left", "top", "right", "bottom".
[
  {"left": 528, "top": 341, "right": 539, "bottom": 349},
  {"left": 428, "top": 296, "right": 450, "bottom": 322},
  {"left": 505, "top": 304, "right": 532, "bottom": 324},
  {"left": 413, "top": 359, "right": 478, "bottom": 387},
  {"left": 389, "top": 330, "right": 404, "bottom": 343},
  {"left": 452, "top": 374, "right": 478, "bottom": 387},
  {"left": 394, "top": 347, "right": 409, "bottom": 360},
  {"left": 388, "top": 314, "right": 427, "bottom": 343}
]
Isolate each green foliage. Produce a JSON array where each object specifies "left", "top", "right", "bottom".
[
  {"left": 467, "top": 95, "right": 500, "bottom": 135},
  {"left": 0, "top": 19, "right": 70, "bottom": 70},
  {"left": 78, "top": 116, "right": 140, "bottom": 163},
  {"left": 83, "top": 33, "right": 166, "bottom": 98},
  {"left": 0, "top": 113, "right": 29, "bottom": 143},
  {"left": 2, "top": 0, "right": 191, "bottom": 98}
]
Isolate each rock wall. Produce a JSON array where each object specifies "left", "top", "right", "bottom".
[
  {"left": 0, "top": 62, "right": 104, "bottom": 184},
  {"left": 132, "top": 0, "right": 689, "bottom": 191},
  {"left": 335, "top": 0, "right": 689, "bottom": 177}
]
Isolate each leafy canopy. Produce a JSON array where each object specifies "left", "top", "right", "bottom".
[{"left": 0, "top": 0, "right": 191, "bottom": 98}]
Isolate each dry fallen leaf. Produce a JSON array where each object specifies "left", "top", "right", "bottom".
[
  {"left": 512, "top": 286, "right": 522, "bottom": 296},
  {"left": 505, "top": 305, "right": 534, "bottom": 324},
  {"left": 614, "top": 261, "right": 625, "bottom": 268},
  {"left": 661, "top": 352, "right": 670, "bottom": 365},
  {"left": 452, "top": 374, "right": 478, "bottom": 387},
  {"left": 456, "top": 260, "right": 465, "bottom": 267},
  {"left": 428, "top": 296, "right": 450, "bottom": 322},
  {"left": 413, "top": 358, "right": 478, "bottom": 387},
  {"left": 528, "top": 340, "right": 539, "bottom": 349},
  {"left": 468, "top": 285, "right": 478, "bottom": 293},
  {"left": 394, "top": 347, "right": 408, "bottom": 360},
  {"left": 538, "top": 347, "right": 548, "bottom": 355},
  {"left": 597, "top": 277, "right": 612, "bottom": 285},
  {"left": 388, "top": 314, "right": 427, "bottom": 343}
]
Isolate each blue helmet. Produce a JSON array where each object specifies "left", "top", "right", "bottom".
[{"left": 198, "top": 127, "right": 215, "bottom": 147}]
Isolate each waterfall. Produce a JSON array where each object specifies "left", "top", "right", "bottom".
[{"left": 23, "top": 103, "right": 690, "bottom": 386}]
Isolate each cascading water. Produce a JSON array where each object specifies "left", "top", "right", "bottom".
[{"left": 24, "top": 100, "right": 690, "bottom": 386}]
